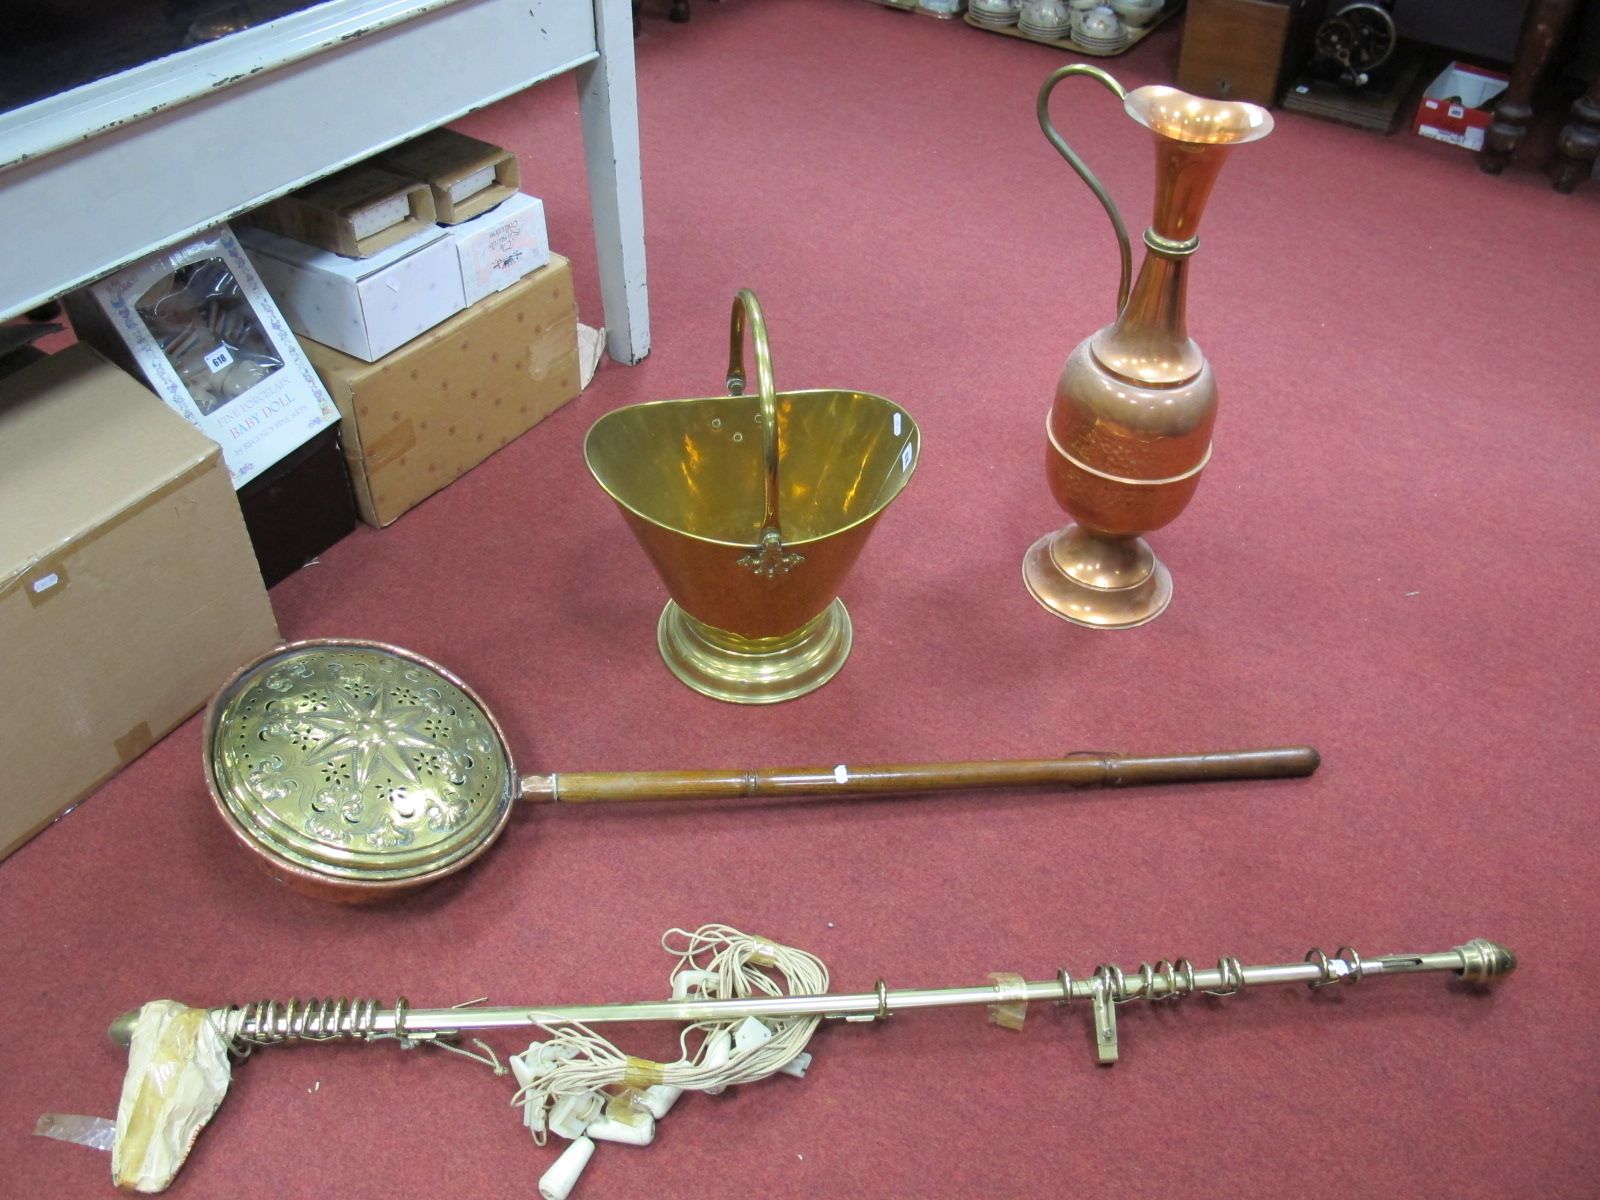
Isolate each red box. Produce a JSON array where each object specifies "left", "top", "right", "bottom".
[{"left": 1413, "top": 62, "right": 1509, "bottom": 152}]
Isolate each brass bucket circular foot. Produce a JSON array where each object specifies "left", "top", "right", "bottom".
[
  {"left": 657, "top": 599, "right": 853, "bottom": 703},
  {"left": 1022, "top": 525, "right": 1172, "bottom": 629}
]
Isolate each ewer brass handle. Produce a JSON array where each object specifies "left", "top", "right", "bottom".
[
  {"left": 726, "top": 288, "right": 802, "bottom": 577},
  {"left": 1037, "top": 64, "right": 1134, "bottom": 314}
]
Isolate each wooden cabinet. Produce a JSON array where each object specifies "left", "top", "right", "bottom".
[{"left": 1177, "top": 0, "right": 1323, "bottom": 105}]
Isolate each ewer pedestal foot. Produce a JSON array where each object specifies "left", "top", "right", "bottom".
[
  {"left": 1022, "top": 525, "right": 1172, "bottom": 629},
  {"left": 657, "top": 599, "right": 853, "bottom": 704}
]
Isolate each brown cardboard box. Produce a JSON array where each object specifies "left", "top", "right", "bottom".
[
  {"left": 0, "top": 346, "right": 280, "bottom": 861},
  {"left": 300, "top": 255, "right": 579, "bottom": 527},
  {"left": 374, "top": 128, "right": 521, "bottom": 224},
  {"left": 248, "top": 164, "right": 437, "bottom": 258}
]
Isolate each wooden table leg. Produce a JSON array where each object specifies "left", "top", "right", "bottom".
[
  {"left": 1481, "top": 0, "right": 1584, "bottom": 174},
  {"left": 1552, "top": 73, "right": 1600, "bottom": 192},
  {"left": 579, "top": 0, "right": 652, "bottom": 365}
]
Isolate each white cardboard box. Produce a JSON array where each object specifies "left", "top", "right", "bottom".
[
  {"left": 65, "top": 225, "right": 341, "bottom": 488},
  {"left": 238, "top": 222, "right": 467, "bottom": 362},
  {"left": 447, "top": 193, "right": 551, "bottom": 306},
  {"left": 1412, "top": 62, "right": 1509, "bottom": 152}
]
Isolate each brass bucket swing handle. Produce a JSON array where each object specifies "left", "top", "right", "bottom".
[
  {"left": 726, "top": 289, "right": 802, "bottom": 577},
  {"left": 1037, "top": 64, "right": 1134, "bottom": 314}
]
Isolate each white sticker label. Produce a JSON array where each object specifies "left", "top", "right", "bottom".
[
  {"left": 833, "top": 765, "right": 849, "bottom": 784},
  {"left": 350, "top": 192, "right": 411, "bottom": 239},
  {"left": 31, "top": 572, "right": 60, "bottom": 594},
  {"left": 901, "top": 442, "right": 913, "bottom": 472},
  {"left": 448, "top": 164, "right": 497, "bottom": 203},
  {"left": 892, "top": 412, "right": 902, "bottom": 436},
  {"left": 204, "top": 346, "right": 234, "bottom": 373}
]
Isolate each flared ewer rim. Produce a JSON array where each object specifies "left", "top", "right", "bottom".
[
  {"left": 1124, "top": 85, "right": 1274, "bottom": 146},
  {"left": 583, "top": 387, "right": 921, "bottom": 551}
]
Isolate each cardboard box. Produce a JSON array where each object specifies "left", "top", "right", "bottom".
[
  {"left": 65, "top": 225, "right": 342, "bottom": 489},
  {"left": 1178, "top": 0, "right": 1321, "bottom": 107},
  {"left": 0, "top": 345, "right": 280, "bottom": 862},
  {"left": 238, "top": 423, "right": 358, "bottom": 586},
  {"left": 300, "top": 256, "right": 580, "bottom": 527},
  {"left": 374, "top": 128, "right": 521, "bottom": 224},
  {"left": 1413, "top": 62, "right": 1509, "bottom": 151},
  {"left": 238, "top": 223, "right": 467, "bottom": 362},
  {"left": 247, "top": 164, "right": 437, "bottom": 258},
  {"left": 447, "top": 193, "right": 551, "bottom": 306}
]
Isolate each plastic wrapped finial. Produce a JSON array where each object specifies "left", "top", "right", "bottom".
[{"left": 111, "top": 1001, "right": 233, "bottom": 1193}]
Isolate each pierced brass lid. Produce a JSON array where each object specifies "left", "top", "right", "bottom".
[{"left": 206, "top": 641, "right": 515, "bottom": 885}]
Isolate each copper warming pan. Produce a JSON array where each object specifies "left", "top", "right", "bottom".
[{"left": 204, "top": 639, "right": 1320, "bottom": 902}]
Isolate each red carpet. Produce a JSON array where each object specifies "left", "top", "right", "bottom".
[{"left": 4, "top": 2, "right": 1598, "bottom": 1197}]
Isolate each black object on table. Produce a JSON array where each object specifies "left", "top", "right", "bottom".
[
  {"left": 0, "top": 1, "right": 320, "bottom": 116},
  {"left": 236, "top": 421, "right": 357, "bottom": 588}
]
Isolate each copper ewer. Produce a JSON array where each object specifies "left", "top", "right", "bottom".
[
  {"left": 586, "top": 291, "right": 919, "bottom": 703},
  {"left": 1024, "top": 66, "right": 1273, "bottom": 628}
]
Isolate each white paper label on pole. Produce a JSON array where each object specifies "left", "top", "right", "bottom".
[{"left": 833, "top": 765, "right": 849, "bottom": 784}]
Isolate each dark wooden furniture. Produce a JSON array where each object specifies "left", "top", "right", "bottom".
[
  {"left": 1177, "top": 0, "right": 1323, "bottom": 106},
  {"left": 1480, "top": 0, "right": 1598, "bottom": 191},
  {"left": 635, "top": 0, "right": 693, "bottom": 23},
  {"left": 1552, "top": 70, "right": 1600, "bottom": 189}
]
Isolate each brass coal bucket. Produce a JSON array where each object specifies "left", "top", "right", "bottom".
[{"left": 585, "top": 290, "right": 919, "bottom": 703}]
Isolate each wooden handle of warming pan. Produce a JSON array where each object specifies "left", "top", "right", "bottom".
[{"left": 520, "top": 746, "right": 1320, "bottom": 804}]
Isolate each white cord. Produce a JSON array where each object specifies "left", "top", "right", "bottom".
[{"left": 511, "top": 924, "right": 827, "bottom": 1144}]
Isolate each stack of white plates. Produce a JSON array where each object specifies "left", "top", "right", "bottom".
[
  {"left": 1018, "top": 13, "right": 1071, "bottom": 37},
  {"left": 1071, "top": 8, "right": 1130, "bottom": 50},
  {"left": 1072, "top": 26, "right": 1130, "bottom": 50},
  {"left": 969, "top": 0, "right": 1021, "bottom": 27}
]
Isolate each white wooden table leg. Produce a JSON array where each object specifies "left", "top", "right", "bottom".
[{"left": 579, "top": 0, "right": 650, "bottom": 364}]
